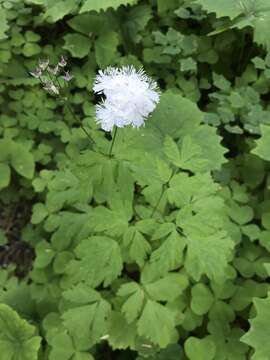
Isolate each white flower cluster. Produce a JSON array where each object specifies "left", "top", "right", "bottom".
[{"left": 93, "top": 66, "right": 160, "bottom": 131}]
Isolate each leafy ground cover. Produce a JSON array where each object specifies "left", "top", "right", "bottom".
[{"left": 1, "top": 0, "right": 270, "bottom": 359}]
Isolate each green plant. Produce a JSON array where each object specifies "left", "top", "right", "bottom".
[{"left": 1, "top": 0, "right": 270, "bottom": 359}]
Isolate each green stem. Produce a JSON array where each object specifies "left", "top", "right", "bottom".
[
  {"left": 46, "top": 70, "right": 93, "bottom": 145},
  {"left": 109, "top": 127, "right": 118, "bottom": 157},
  {"left": 65, "top": 102, "right": 94, "bottom": 146},
  {"left": 45, "top": 69, "right": 54, "bottom": 82},
  {"left": 151, "top": 185, "right": 166, "bottom": 218},
  {"left": 151, "top": 169, "right": 176, "bottom": 218}
]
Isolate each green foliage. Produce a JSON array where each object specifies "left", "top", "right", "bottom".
[
  {"left": 49, "top": 332, "right": 94, "bottom": 360},
  {"left": 0, "top": 139, "right": 35, "bottom": 189},
  {"left": 196, "top": 0, "right": 243, "bottom": 19},
  {"left": 95, "top": 32, "right": 119, "bottom": 68},
  {"left": 1, "top": 0, "right": 270, "bottom": 359},
  {"left": 191, "top": 284, "right": 214, "bottom": 315},
  {"left": 0, "top": 6, "right": 9, "bottom": 40},
  {"left": 252, "top": 125, "right": 270, "bottom": 161},
  {"left": 80, "top": 0, "right": 138, "bottom": 13},
  {"left": 0, "top": 304, "right": 41, "bottom": 360},
  {"left": 62, "top": 284, "right": 111, "bottom": 348},
  {"left": 64, "top": 34, "right": 92, "bottom": 58},
  {"left": 184, "top": 336, "right": 216, "bottom": 360},
  {"left": 197, "top": 0, "right": 270, "bottom": 49},
  {"left": 241, "top": 292, "right": 270, "bottom": 359},
  {"left": 69, "top": 236, "right": 123, "bottom": 287},
  {"left": 117, "top": 273, "right": 188, "bottom": 347}
]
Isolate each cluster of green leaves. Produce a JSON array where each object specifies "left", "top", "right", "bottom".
[{"left": 1, "top": 0, "right": 270, "bottom": 359}]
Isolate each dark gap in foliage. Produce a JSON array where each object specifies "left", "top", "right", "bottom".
[
  {"left": 96, "top": 343, "right": 136, "bottom": 360},
  {"left": 0, "top": 202, "right": 35, "bottom": 277},
  {"left": 233, "top": 315, "right": 250, "bottom": 332}
]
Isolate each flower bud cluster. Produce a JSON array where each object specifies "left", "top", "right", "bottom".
[{"left": 30, "top": 56, "right": 73, "bottom": 96}]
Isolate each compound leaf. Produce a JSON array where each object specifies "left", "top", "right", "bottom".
[
  {"left": 123, "top": 228, "right": 151, "bottom": 268},
  {"left": 150, "top": 92, "right": 203, "bottom": 139},
  {"left": 0, "top": 304, "right": 41, "bottom": 360},
  {"left": 108, "top": 311, "right": 137, "bottom": 350},
  {"left": 137, "top": 300, "right": 176, "bottom": 348},
  {"left": 252, "top": 125, "right": 270, "bottom": 161},
  {"left": 185, "top": 230, "right": 234, "bottom": 281},
  {"left": 149, "top": 230, "right": 185, "bottom": 276},
  {"left": 69, "top": 236, "right": 123, "bottom": 287},
  {"left": 118, "top": 282, "right": 145, "bottom": 323},
  {"left": 241, "top": 293, "right": 270, "bottom": 359},
  {"left": 62, "top": 284, "right": 111, "bottom": 346},
  {"left": 144, "top": 273, "right": 188, "bottom": 302},
  {"left": 49, "top": 332, "right": 75, "bottom": 360}
]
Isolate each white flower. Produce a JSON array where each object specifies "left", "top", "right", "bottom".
[{"left": 93, "top": 66, "right": 160, "bottom": 131}]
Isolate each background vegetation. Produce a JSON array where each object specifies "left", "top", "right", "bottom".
[{"left": 1, "top": 0, "right": 270, "bottom": 359}]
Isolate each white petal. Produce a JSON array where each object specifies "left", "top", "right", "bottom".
[{"left": 93, "top": 65, "right": 160, "bottom": 131}]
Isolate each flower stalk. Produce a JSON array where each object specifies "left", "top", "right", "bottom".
[
  {"left": 151, "top": 169, "right": 176, "bottom": 218},
  {"left": 109, "top": 127, "right": 118, "bottom": 157},
  {"left": 30, "top": 57, "right": 93, "bottom": 145}
]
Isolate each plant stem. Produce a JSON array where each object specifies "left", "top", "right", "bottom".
[
  {"left": 151, "top": 185, "right": 166, "bottom": 218},
  {"left": 151, "top": 169, "right": 176, "bottom": 217},
  {"left": 109, "top": 127, "right": 118, "bottom": 157},
  {"left": 47, "top": 70, "right": 94, "bottom": 145},
  {"left": 65, "top": 102, "right": 94, "bottom": 145}
]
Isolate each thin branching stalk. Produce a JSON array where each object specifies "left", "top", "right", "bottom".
[
  {"left": 151, "top": 169, "right": 176, "bottom": 217},
  {"left": 47, "top": 70, "right": 94, "bottom": 145}
]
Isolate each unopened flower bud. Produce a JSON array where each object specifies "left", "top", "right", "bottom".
[
  {"left": 59, "top": 55, "right": 67, "bottom": 67},
  {"left": 62, "top": 71, "right": 73, "bottom": 82},
  {"left": 38, "top": 58, "right": 49, "bottom": 71},
  {"left": 29, "top": 68, "right": 42, "bottom": 78}
]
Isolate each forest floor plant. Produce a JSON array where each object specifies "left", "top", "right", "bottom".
[{"left": 1, "top": 1, "right": 270, "bottom": 360}]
